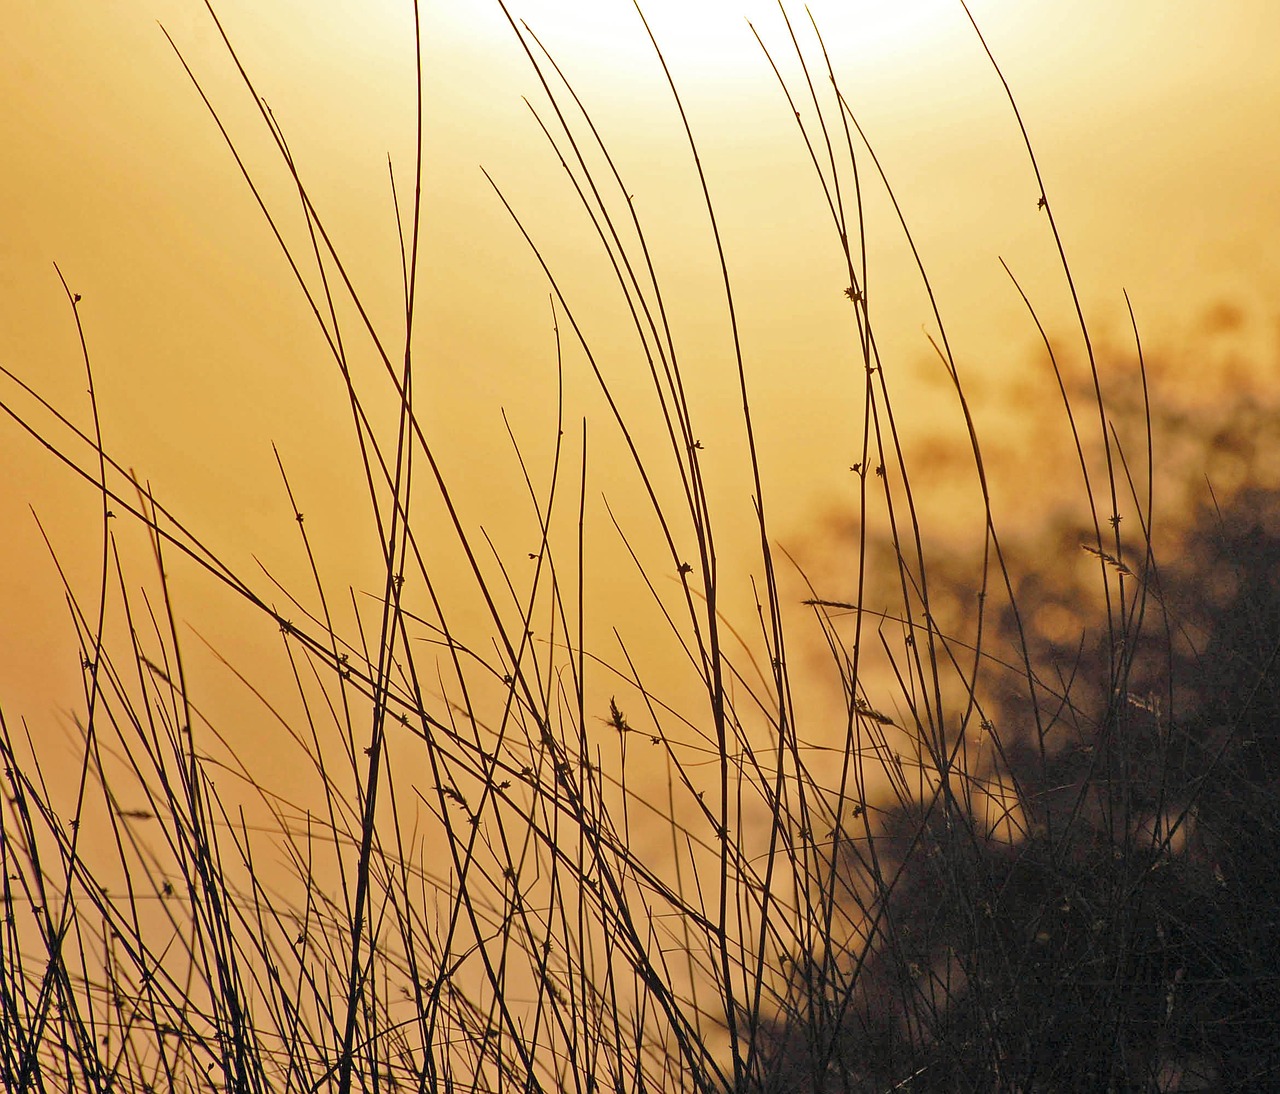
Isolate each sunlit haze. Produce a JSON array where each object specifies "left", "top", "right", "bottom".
[
  {"left": 3, "top": 0, "right": 1279, "bottom": 720},
  {"left": 0, "top": 0, "right": 1276, "bottom": 724}
]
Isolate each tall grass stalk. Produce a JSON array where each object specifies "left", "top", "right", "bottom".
[{"left": 2, "top": 2, "right": 1276, "bottom": 1092}]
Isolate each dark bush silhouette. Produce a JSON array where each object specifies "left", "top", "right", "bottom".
[{"left": 752, "top": 391, "right": 1280, "bottom": 1091}]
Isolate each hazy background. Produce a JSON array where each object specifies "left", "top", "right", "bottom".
[{"left": 3, "top": 0, "right": 1278, "bottom": 748}]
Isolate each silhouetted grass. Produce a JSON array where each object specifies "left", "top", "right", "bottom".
[{"left": 1, "top": 2, "right": 1277, "bottom": 1092}]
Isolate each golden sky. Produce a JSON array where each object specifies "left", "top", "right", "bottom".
[{"left": 3, "top": 0, "right": 1279, "bottom": 733}]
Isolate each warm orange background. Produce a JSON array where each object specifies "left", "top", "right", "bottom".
[{"left": 2, "top": 0, "right": 1278, "bottom": 743}]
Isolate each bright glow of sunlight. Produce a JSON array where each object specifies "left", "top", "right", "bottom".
[{"left": 446, "top": 0, "right": 964, "bottom": 83}]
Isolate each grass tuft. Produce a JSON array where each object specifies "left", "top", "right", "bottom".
[{"left": 2, "top": 3, "right": 1278, "bottom": 1092}]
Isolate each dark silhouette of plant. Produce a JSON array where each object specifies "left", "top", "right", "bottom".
[
  {"left": 755, "top": 375, "right": 1280, "bottom": 1090},
  {"left": 2, "top": 4, "right": 1276, "bottom": 1093}
]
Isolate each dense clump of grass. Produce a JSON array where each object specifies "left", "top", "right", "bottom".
[{"left": 2, "top": 3, "right": 1278, "bottom": 1092}]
